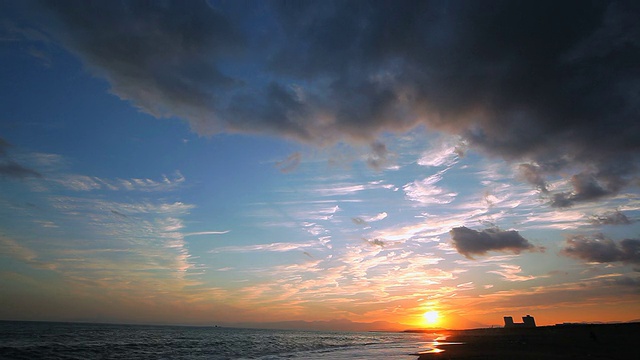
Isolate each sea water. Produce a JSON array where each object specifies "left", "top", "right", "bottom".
[{"left": 0, "top": 321, "right": 439, "bottom": 359}]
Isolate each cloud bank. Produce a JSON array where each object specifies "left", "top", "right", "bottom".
[
  {"left": 589, "top": 211, "right": 633, "bottom": 226},
  {"left": 34, "top": 0, "right": 640, "bottom": 200},
  {"left": 561, "top": 234, "right": 640, "bottom": 264},
  {"left": 450, "top": 226, "right": 542, "bottom": 259}
]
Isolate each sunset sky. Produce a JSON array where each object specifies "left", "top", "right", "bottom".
[{"left": 1, "top": 0, "right": 639, "bottom": 330}]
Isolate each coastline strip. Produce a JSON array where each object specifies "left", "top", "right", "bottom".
[{"left": 417, "top": 323, "right": 639, "bottom": 360}]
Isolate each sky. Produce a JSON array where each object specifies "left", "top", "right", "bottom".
[{"left": 0, "top": 0, "right": 639, "bottom": 330}]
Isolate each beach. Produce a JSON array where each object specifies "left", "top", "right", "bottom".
[{"left": 415, "top": 322, "right": 639, "bottom": 360}]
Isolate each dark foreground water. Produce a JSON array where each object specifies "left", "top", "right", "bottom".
[{"left": 0, "top": 321, "right": 438, "bottom": 359}]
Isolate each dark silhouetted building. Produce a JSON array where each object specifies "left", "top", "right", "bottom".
[{"left": 504, "top": 315, "right": 536, "bottom": 328}]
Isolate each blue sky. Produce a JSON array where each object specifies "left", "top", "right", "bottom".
[{"left": 1, "top": 0, "right": 639, "bottom": 329}]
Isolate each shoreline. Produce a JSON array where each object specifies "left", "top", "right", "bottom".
[{"left": 415, "top": 322, "right": 639, "bottom": 360}]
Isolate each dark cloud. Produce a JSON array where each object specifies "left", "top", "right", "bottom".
[
  {"left": 33, "top": 1, "right": 640, "bottom": 199},
  {"left": 0, "top": 161, "right": 42, "bottom": 179},
  {"left": 351, "top": 217, "right": 367, "bottom": 226},
  {"left": 369, "top": 239, "right": 385, "bottom": 247},
  {"left": 450, "top": 226, "right": 542, "bottom": 259},
  {"left": 561, "top": 234, "right": 640, "bottom": 264},
  {"left": 0, "top": 138, "right": 10, "bottom": 156},
  {"left": 363, "top": 238, "right": 385, "bottom": 247},
  {"left": 551, "top": 172, "right": 621, "bottom": 207},
  {"left": 37, "top": 0, "right": 245, "bottom": 133},
  {"left": 609, "top": 276, "right": 640, "bottom": 287},
  {"left": 0, "top": 138, "right": 42, "bottom": 179},
  {"left": 517, "top": 163, "right": 549, "bottom": 193},
  {"left": 589, "top": 210, "right": 633, "bottom": 226},
  {"left": 366, "top": 141, "right": 393, "bottom": 170},
  {"left": 110, "top": 210, "right": 128, "bottom": 219}
]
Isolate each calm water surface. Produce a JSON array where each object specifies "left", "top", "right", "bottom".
[{"left": 0, "top": 321, "right": 439, "bottom": 359}]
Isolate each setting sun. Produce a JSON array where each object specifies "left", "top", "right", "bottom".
[{"left": 423, "top": 311, "right": 439, "bottom": 326}]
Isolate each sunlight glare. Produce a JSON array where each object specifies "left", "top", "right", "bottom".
[{"left": 423, "top": 310, "right": 439, "bottom": 326}]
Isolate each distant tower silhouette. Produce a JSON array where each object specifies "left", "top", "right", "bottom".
[
  {"left": 503, "top": 316, "right": 515, "bottom": 327},
  {"left": 522, "top": 315, "right": 536, "bottom": 327},
  {"left": 504, "top": 315, "right": 536, "bottom": 328}
]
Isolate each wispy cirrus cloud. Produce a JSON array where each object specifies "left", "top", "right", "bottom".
[
  {"left": 1, "top": 195, "right": 203, "bottom": 309},
  {"left": 209, "top": 240, "right": 321, "bottom": 254},
  {"left": 417, "top": 138, "right": 462, "bottom": 168},
  {"left": 519, "top": 208, "right": 591, "bottom": 230},
  {"left": 229, "top": 241, "right": 453, "bottom": 321},
  {"left": 0, "top": 143, "right": 202, "bottom": 295},
  {"left": 184, "top": 230, "right": 230, "bottom": 237},
  {"left": 2, "top": 146, "right": 186, "bottom": 193},
  {"left": 0, "top": 234, "right": 37, "bottom": 263},
  {"left": 51, "top": 171, "right": 185, "bottom": 192},
  {"left": 403, "top": 167, "right": 457, "bottom": 205},
  {"left": 362, "top": 212, "right": 388, "bottom": 222},
  {"left": 488, "top": 264, "right": 536, "bottom": 282},
  {"left": 313, "top": 180, "right": 394, "bottom": 197}
]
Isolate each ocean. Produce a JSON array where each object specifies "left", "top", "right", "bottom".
[{"left": 0, "top": 321, "right": 439, "bottom": 359}]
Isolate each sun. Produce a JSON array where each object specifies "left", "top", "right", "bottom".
[{"left": 423, "top": 310, "right": 439, "bottom": 326}]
